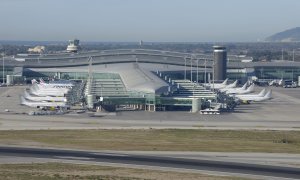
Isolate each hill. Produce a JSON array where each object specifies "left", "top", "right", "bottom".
[{"left": 265, "top": 27, "right": 300, "bottom": 42}]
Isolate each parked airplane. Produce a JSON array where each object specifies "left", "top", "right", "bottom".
[
  {"left": 20, "top": 96, "right": 67, "bottom": 109},
  {"left": 225, "top": 83, "right": 255, "bottom": 95},
  {"left": 220, "top": 81, "right": 247, "bottom": 93},
  {"left": 269, "top": 79, "right": 283, "bottom": 86},
  {"left": 29, "top": 84, "right": 70, "bottom": 96},
  {"left": 39, "top": 78, "right": 74, "bottom": 88},
  {"left": 31, "top": 78, "right": 74, "bottom": 89},
  {"left": 23, "top": 91, "right": 67, "bottom": 102},
  {"left": 236, "top": 89, "right": 272, "bottom": 103},
  {"left": 235, "top": 89, "right": 266, "bottom": 98},
  {"left": 224, "top": 80, "right": 238, "bottom": 89},
  {"left": 203, "top": 78, "right": 228, "bottom": 89}
]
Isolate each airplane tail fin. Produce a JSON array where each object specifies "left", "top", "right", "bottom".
[
  {"left": 31, "top": 79, "right": 38, "bottom": 85},
  {"left": 278, "top": 79, "right": 283, "bottom": 86},
  {"left": 232, "top": 80, "right": 238, "bottom": 88},
  {"left": 247, "top": 83, "right": 255, "bottom": 92},
  {"left": 241, "top": 82, "right": 247, "bottom": 90},
  {"left": 221, "top": 78, "right": 229, "bottom": 85},
  {"left": 29, "top": 87, "right": 38, "bottom": 96},
  {"left": 264, "top": 90, "right": 272, "bottom": 99},
  {"left": 39, "top": 78, "right": 45, "bottom": 84},
  {"left": 20, "top": 95, "right": 26, "bottom": 105},
  {"left": 23, "top": 91, "right": 31, "bottom": 98},
  {"left": 258, "top": 89, "right": 266, "bottom": 96}
]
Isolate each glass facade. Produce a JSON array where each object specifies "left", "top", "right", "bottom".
[{"left": 255, "top": 67, "right": 300, "bottom": 80}]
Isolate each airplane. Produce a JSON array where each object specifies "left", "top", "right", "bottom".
[
  {"left": 224, "top": 80, "right": 238, "bottom": 89},
  {"left": 30, "top": 89, "right": 66, "bottom": 97},
  {"left": 31, "top": 79, "right": 38, "bottom": 84},
  {"left": 29, "top": 84, "right": 70, "bottom": 96},
  {"left": 39, "top": 78, "right": 74, "bottom": 88},
  {"left": 235, "top": 88, "right": 266, "bottom": 98},
  {"left": 23, "top": 91, "right": 67, "bottom": 102},
  {"left": 269, "top": 79, "right": 283, "bottom": 87},
  {"left": 203, "top": 78, "right": 228, "bottom": 90},
  {"left": 236, "top": 89, "right": 272, "bottom": 103},
  {"left": 31, "top": 78, "right": 74, "bottom": 89},
  {"left": 20, "top": 96, "right": 68, "bottom": 109},
  {"left": 220, "top": 81, "right": 246, "bottom": 93},
  {"left": 225, "top": 83, "right": 255, "bottom": 95},
  {"left": 32, "top": 83, "right": 70, "bottom": 92}
]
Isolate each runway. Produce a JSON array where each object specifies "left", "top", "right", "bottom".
[{"left": 0, "top": 146, "right": 300, "bottom": 179}]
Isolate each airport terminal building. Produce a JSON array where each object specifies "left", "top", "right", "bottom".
[{"left": 1, "top": 45, "right": 300, "bottom": 111}]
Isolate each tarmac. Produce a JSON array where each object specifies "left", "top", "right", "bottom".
[{"left": 0, "top": 85, "right": 299, "bottom": 130}]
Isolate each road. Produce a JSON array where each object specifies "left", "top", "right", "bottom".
[{"left": 0, "top": 146, "right": 300, "bottom": 179}]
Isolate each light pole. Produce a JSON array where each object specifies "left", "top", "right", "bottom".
[
  {"left": 190, "top": 55, "right": 193, "bottom": 82},
  {"left": 184, "top": 57, "right": 187, "bottom": 80},
  {"left": 204, "top": 58, "right": 207, "bottom": 84},
  {"left": 293, "top": 49, "right": 295, "bottom": 62},
  {"left": 2, "top": 52, "right": 4, "bottom": 84},
  {"left": 196, "top": 58, "right": 199, "bottom": 83},
  {"left": 212, "top": 60, "right": 215, "bottom": 90}
]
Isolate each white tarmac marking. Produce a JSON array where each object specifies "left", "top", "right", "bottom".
[
  {"left": 54, "top": 156, "right": 93, "bottom": 160},
  {"left": 91, "top": 153, "right": 129, "bottom": 157}
]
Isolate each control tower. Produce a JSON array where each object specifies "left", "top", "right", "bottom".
[
  {"left": 213, "top": 46, "right": 227, "bottom": 81},
  {"left": 66, "top": 39, "right": 80, "bottom": 53}
]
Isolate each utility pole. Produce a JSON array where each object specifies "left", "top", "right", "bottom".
[
  {"left": 184, "top": 57, "right": 187, "bottom": 80},
  {"left": 293, "top": 49, "right": 295, "bottom": 62},
  {"left": 204, "top": 59, "right": 207, "bottom": 84},
  {"left": 212, "top": 60, "right": 215, "bottom": 91},
  {"left": 190, "top": 55, "right": 193, "bottom": 82},
  {"left": 196, "top": 58, "right": 199, "bottom": 83},
  {"left": 2, "top": 52, "right": 4, "bottom": 84}
]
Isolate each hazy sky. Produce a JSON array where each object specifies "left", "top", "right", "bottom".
[{"left": 1, "top": 0, "right": 299, "bottom": 42}]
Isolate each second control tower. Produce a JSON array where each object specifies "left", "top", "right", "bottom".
[{"left": 213, "top": 46, "right": 227, "bottom": 81}]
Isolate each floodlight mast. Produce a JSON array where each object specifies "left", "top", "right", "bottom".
[
  {"left": 204, "top": 58, "right": 207, "bottom": 84},
  {"left": 88, "top": 56, "right": 93, "bottom": 79},
  {"left": 2, "top": 52, "right": 4, "bottom": 84},
  {"left": 184, "top": 57, "right": 187, "bottom": 80},
  {"left": 190, "top": 55, "right": 193, "bottom": 82},
  {"left": 196, "top": 58, "right": 199, "bottom": 83}
]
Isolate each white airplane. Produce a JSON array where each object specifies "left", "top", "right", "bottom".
[
  {"left": 29, "top": 84, "right": 69, "bottom": 96},
  {"left": 224, "top": 80, "right": 238, "bottom": 89},
  {"left": 20, "top": 96, "right": 67, "bottom": 108},
  {"left": 236, "top": 89, "right": 272, "bottom": 103},
  {"left": 225, "top": 83, "right": 255, "bottom": 95},
  {"left": 31, "top": 78, "right": 74, "bottom": 89},
  {"left": 40, "top": 78, "right": 74, "bottom": 88},
  {"left": 203, "top": 78, "right": 228, "bottom": 90},
  {"left": 30, "top": 89, "right": 66, "bottom": 97},
  {"left": 32, "top": 83, "right": 70, "bottom": 92},
  {"left": 23, "top": 91, "right": 67, "bottom": 102},
  {"left": 269, "top": 79, "right": 283, "bottom": 86},
  {"left": 235, "top": 89, "right": 266, "bottom": 98},
  {"left": 278, "top": 79, "right": 283, "bottom": 86},
  {"left": 220, "top": 81, "right": 246, "bottom": 93}
]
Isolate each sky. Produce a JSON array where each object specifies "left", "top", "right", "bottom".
[{"left": 0, "top": 0, "right": 299, "bottom": 42}]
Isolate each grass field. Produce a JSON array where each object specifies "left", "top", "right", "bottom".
[
  {"left": 0, "top": 129, "right": 299, "bottom": 153},
  {"left": 0, "top": 163, "right": 248, "bottom": 180}
]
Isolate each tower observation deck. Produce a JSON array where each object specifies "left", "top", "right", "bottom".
[{"left": 66, "top": 39, "right": 80, "bottom": 53}]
